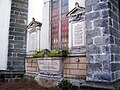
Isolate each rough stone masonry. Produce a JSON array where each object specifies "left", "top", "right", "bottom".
[
  {"left": 2, "top": 0, "right": 28, "bottom": 81},
  {"left": 85, "top": 0, "right": 120, "bottom": 82}
]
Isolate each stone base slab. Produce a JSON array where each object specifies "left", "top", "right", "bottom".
[{"left": 35, "top": 75, "right": 62, "bottom": 87}]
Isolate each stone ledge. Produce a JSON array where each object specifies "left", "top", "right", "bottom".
[
  {"left": 68, "top": 54, "right": 86, "bottom": 57},
  {"left": 81, "top": 81, "right": 115, "bottom": 90}
]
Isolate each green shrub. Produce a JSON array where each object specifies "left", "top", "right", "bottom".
[
  {"left": 33, "top": 51, "right": 44, "bottom": 58},
  {"left": 32, "top": 49, "right": 69, "bottom": 58},
  {"left": 58, "top": 79, "right": 79, "bottom": 90},
  {"left": 114, "top": 80, "right": 120, "bottom": 90}
]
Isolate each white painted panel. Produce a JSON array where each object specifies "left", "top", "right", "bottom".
[
  {"left": 0, "top": 0, "right": 11, "bottom": 70},
  {"left": 40, "top": 0, "right": 50, "bottom": 50}
]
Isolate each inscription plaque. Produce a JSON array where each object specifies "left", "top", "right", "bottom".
[
  {"left": 72, "top": 21, "right": 85, "bottom": 47},
  {"left": 29, "top": 31, "right": 37, "bottom": 51},
  {"left": 38, "top": 60, "right": 60, "bottom": 71},
  {"left": 37, "top": 59, "right": 62, "bottom": 78}
]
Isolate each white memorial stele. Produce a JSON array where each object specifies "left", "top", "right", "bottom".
[
  {"left": 26, "top": 18, "right": 42, "bottom": 56},
  {"left": 67, "top": 1, "right": 85, "bottom": 51}
]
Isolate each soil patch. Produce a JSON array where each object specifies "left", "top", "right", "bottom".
[{"left": 0, "top": 79, "right": 58, "bottom": 90}]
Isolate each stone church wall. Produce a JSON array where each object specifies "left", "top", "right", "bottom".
[
  {"left": 85, "top": 0, "right": 120, "bottom": 82},
  {"left": 0, "top": 0, "right": 28, "bottom": 81}
]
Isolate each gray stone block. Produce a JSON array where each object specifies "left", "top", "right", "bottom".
[
  {"left": 15, "top": 36, "right": 24, "bottom": 40},
  {"left": 12, "top": 0, "right": 28, "bottom": 4},
  {"left": 113, "top": 20, "right": 118, "bottom": 30},
  {"left": 94, "top": 36, "right": 110, "bottom": 45},
  {"left": 111, "top": 45, "right": 119, "bottom": 54},
  {"left": 109, "top": 0, "right": 118, "bottom": 8},
  {"left": 87, "top": 45, "right": 101, "bottom": 54},
  {"left": 94, "top": 72, "right": 112, "bottom": 81},
  {"left": 11, "top": 7, "right": 27, "bottom": 13},
  {"left": 86, "top": 37, "right": 93, "bottom": 45},
  {"left": 93, "top": 2, "right": 108, "bottom": 11},
  {"left": 114, "top": 55, "right": 120, "bottom": 62},
  {"left": 102, "top": 45, "right": 111, "bottom": 54},
  {"left": 9, "top": 36, "right": 14, "bottom": 40},
  {"left": 86, "top": 63, "right": 94, "bottom": 73},
  {"left": 15, "top": 27, "right": 26, "bottom": 33},
  {"left": 99, "top": 0, "right": 108, "bottom": 2},
  {"left": 102, "top": 27, "right": 110, "bottom": 35},
  {"left": 86, "top": 28, "right": 101, "bottom": 38},
  {"left": 94, "top": 18, "right": 108, "bottom": 27},
  {"left": 109, "top": 10, "right": 118, "bottom": 22},
  {"left": 85, "top": 6, "right": 92, "bottom": 13},
  {"left": 103, "top": 62, "right": 110, "bottom": 71},
  {"left": 85, "top": 21, "right": 92, "bottom": 30},
  {"left": 102, "top": 10, "right": 109, "bottom": 18},
  {"left": 9, "top": 27, "right": 15, "bottom": 32},
  {"left": 9, "top": 31, "right": 26, "bottom": 36},
  {"left": 86, "top": 72, "right": 93, "bottom": 81},
  {"left": 112, "top": 4, "right": 119, "bottom": 15},
  {"left": 115, "top": 71, "right": 120, "bottom": 80},
  {"left": 86, "top": 55, "right": 94, "bottom": 63},
  {"left": 85, "top": 0, "right": 99, "bottom": 6},
  {"left": 94, "top": 63, "right": 102, "bottom": 71},
  {"left": 94, "top": 55, "right": 111, "bottom": 63},
  {"left": 85, "top": 12, "right": 100, "bottom": 21},
  {"left": 111, "top": 63, "right": 120, "bottom": 72}
]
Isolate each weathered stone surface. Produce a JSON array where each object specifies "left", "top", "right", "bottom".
[
  {"left": 102, "top": 45, "right": 111, "bottom": 54},
  {"left": 102, "top": 27, "right": 110, "bottom": 35},
  {"left": 94, "top": 19, "right": 109, "bottom": 27},
  {"left": 111, "top": 63, "right": 120, "bottom": 72},
  {"left": 35, "top": 75, "right": 60, "bottom": 87},
  {"left": 85, "top": 0, "right": 120, "bottom": 82},
  {"left": 86, "top": 55, "right": 94, "bottom": 63},
  {"left": 85, "top": 6, "right": 92, "bottom": 13},
  {"left": 111, "top": 45, "right": 119, "bottom": 54},
  {"left": 94, "top": 72, "right": 112, "bottom": 81},
  {"left": 85, "top": 0, "right": 99, "bottom": 6},
  {"left": 93, "top": 2, "right": 108, "bottom": 11},
  {"left": 94, "top": 55, "right": 111, "bottom": 63},
  {"left": 85, "top": 21, "right": 92, "bottom": 30},
  {"left": 94, "top": 63, "right": 102, "bottom": 71},
  {"left": 4, "top": 0, "right": 28, "bottom": 81},
  {"left": 93, "top": 36, "right": 110, "bottom": 45},
  {"left": 86, "top": 28, "right": 101, "bottom": 38},
  {"left": 102, "top": 10, "right": 109, "bottom": 18},
  {"left": 86, "top": 45, "right": 101, "bottom": 54},
  {"left": 85, "top": 12, "right": 100, "bottom": 21},
  {"left": 100, "top": 0, "right": 108, "bottom": 2}
]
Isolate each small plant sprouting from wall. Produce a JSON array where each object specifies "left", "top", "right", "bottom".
[
  {"left": 114, "top": 80, "right": 120, "bottom": 90},
  {"left": 58, "top": 79, "right": 79, "bottom": 90},
  {"left": 33, "top": 49, "right": 69, "bottom": 58}
]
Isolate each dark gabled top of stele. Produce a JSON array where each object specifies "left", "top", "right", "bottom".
[
  {"left": 66, "top": 2, "right": 85, "bottom": 17},
  {"left": 27, "top": 18, "right": 42, "bottom": 29}
]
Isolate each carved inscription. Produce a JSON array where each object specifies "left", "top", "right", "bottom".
[
  {"left": 29, "top": 31, "right": 37, "bottom": 51},
  {"left": 38, "top": 60, "right": 60, "bottom": 72},
  {"left": 72, "top": 22, "right": 85, "bottom": 47}
]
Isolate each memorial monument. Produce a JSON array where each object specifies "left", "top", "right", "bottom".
[
  {"left": 25, "top": 0, "right": 120, "bottom": 89},
  {"left": 26, "top": 18, "right": 42, "bottom": 56}
]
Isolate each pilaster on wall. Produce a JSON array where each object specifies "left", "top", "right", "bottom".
[
  {"left": 109, "top": 0, "right": 120, "bottom": 81},
  {"left": 8, "top": 0, "right": 28, "bottom": 73},
  {"left": 85, "top": 0, "right": 120, "bottom": 82}
]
